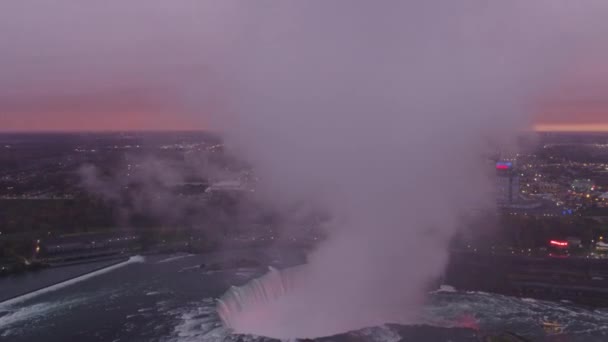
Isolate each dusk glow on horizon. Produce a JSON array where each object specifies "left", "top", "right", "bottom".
[
  {"left": 2, "top": 112, "right": 606, "bottom": 133},
  {"left": 534, "top": 123, "right": 608, "bottom": 133},
  {"left": 0, "top": 112, "right": 207, "bottom": 132}
]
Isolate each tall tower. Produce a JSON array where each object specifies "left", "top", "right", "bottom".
[{"left": 496, "top": 161, "right": 519, "bottom": 205}]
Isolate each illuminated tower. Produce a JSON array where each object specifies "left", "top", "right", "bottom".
[{"left": 496, "top": 161, "right": 519, "bottom": 205}]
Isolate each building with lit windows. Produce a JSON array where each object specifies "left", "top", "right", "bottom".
[{"left": 496, "top": 161, "right": 520, "bottom": 206}]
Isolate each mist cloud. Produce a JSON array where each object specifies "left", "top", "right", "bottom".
[{"left": 206, "top": 1, "right": 608, "bottom": 338}]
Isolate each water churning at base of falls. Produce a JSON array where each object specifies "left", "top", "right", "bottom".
[{"left": 217, "top": 266, "right": 299, "bottom": 332}]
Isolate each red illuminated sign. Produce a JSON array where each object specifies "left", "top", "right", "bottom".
[
  {"left": 550, "top": 240, "right": 568, "bottom": 248},
  {"left": 496, "top": 162, "right": 513, "bottom": 170}
]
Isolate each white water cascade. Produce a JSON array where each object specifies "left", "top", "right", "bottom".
[{"left": 217, "top": 266, "right": 301, "bottom": 331}]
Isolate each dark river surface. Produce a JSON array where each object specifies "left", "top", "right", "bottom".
[
  {"left": 0, "top": 258, "right": 127, "bottom": 302},
  {"left": 2, "top": 247, "right": 608, "bottom": 342}
]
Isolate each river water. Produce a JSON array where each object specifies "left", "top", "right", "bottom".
[{"left": 1, "top": 248, "right": 608, "bottom": 342}]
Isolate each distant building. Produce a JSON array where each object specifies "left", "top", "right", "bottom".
[
  {"left": 571, "top": 179, "right": 595, "bottom": 193},
  {"left": 596, "top": 241, "right": 608, "bottom": 253},
  {"left": 537, "top": 182, "right": 562, "bottom": 195},
  {"left": 496, "top": 161, "right": 520, "bottom": 206}
]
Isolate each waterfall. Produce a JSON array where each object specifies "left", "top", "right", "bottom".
[{"left": 217, "top": 265, "right": 301, "bottom": 330}]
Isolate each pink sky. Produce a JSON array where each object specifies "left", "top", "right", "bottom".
[{"left": 0, "top": 1, "right": 607, "bottom": 132}]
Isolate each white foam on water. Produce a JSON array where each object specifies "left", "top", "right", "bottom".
[
  {"left": 169, "top": 298, "right": 228, "bottom": 342},
  {"left": 430, "top": 285, "right": 457, "bottom": 294},
  {"left": 158, "top": 254, "right": 195, "bottom": 264},
  {"left": 0, "top": 255, "right": 144, "bottom": 308},
  {"left": 234, "top": 269, "right": 259, "bottom": 278},
  {"left": 0, "top": 298, "right": 84, "bottom": 335},
  {"left": 0, "top": 302, "right": 56, "bottom": 330},
  {"left": 423, "top": 290, "right": 608, "bottom": 339},
  {"left": 353, "top": 325, "right": 401, "bottom": 342},
  {"left": 179, "top": 265, "right": 201, "bottom": 273},
  {"left": 157, "top": 300, "right": 171, "bottom": 308}
]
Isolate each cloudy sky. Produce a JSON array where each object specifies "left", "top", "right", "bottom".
[
  {"left": 0, "top": 1, "right": 606, "bottom": 132},
  {"left": 0, "top": 1, "right": 221, "bottom": 132}
]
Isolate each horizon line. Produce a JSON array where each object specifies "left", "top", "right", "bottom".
[
  {"left": 533, "top": 123, "right": 608, "bottom": 133},
  {"left": 0, "top": 128, "right": 216, "bottom": 134},
  {"left": 2, "top": 126, "right": 608, "bottom": 135}
]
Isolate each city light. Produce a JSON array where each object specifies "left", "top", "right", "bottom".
[
  {"left": 550, "top": 240, "right": 568, "bottom": 247},
  {"left": 496, "top": 162, "right": 513, "bottom": 170}
]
